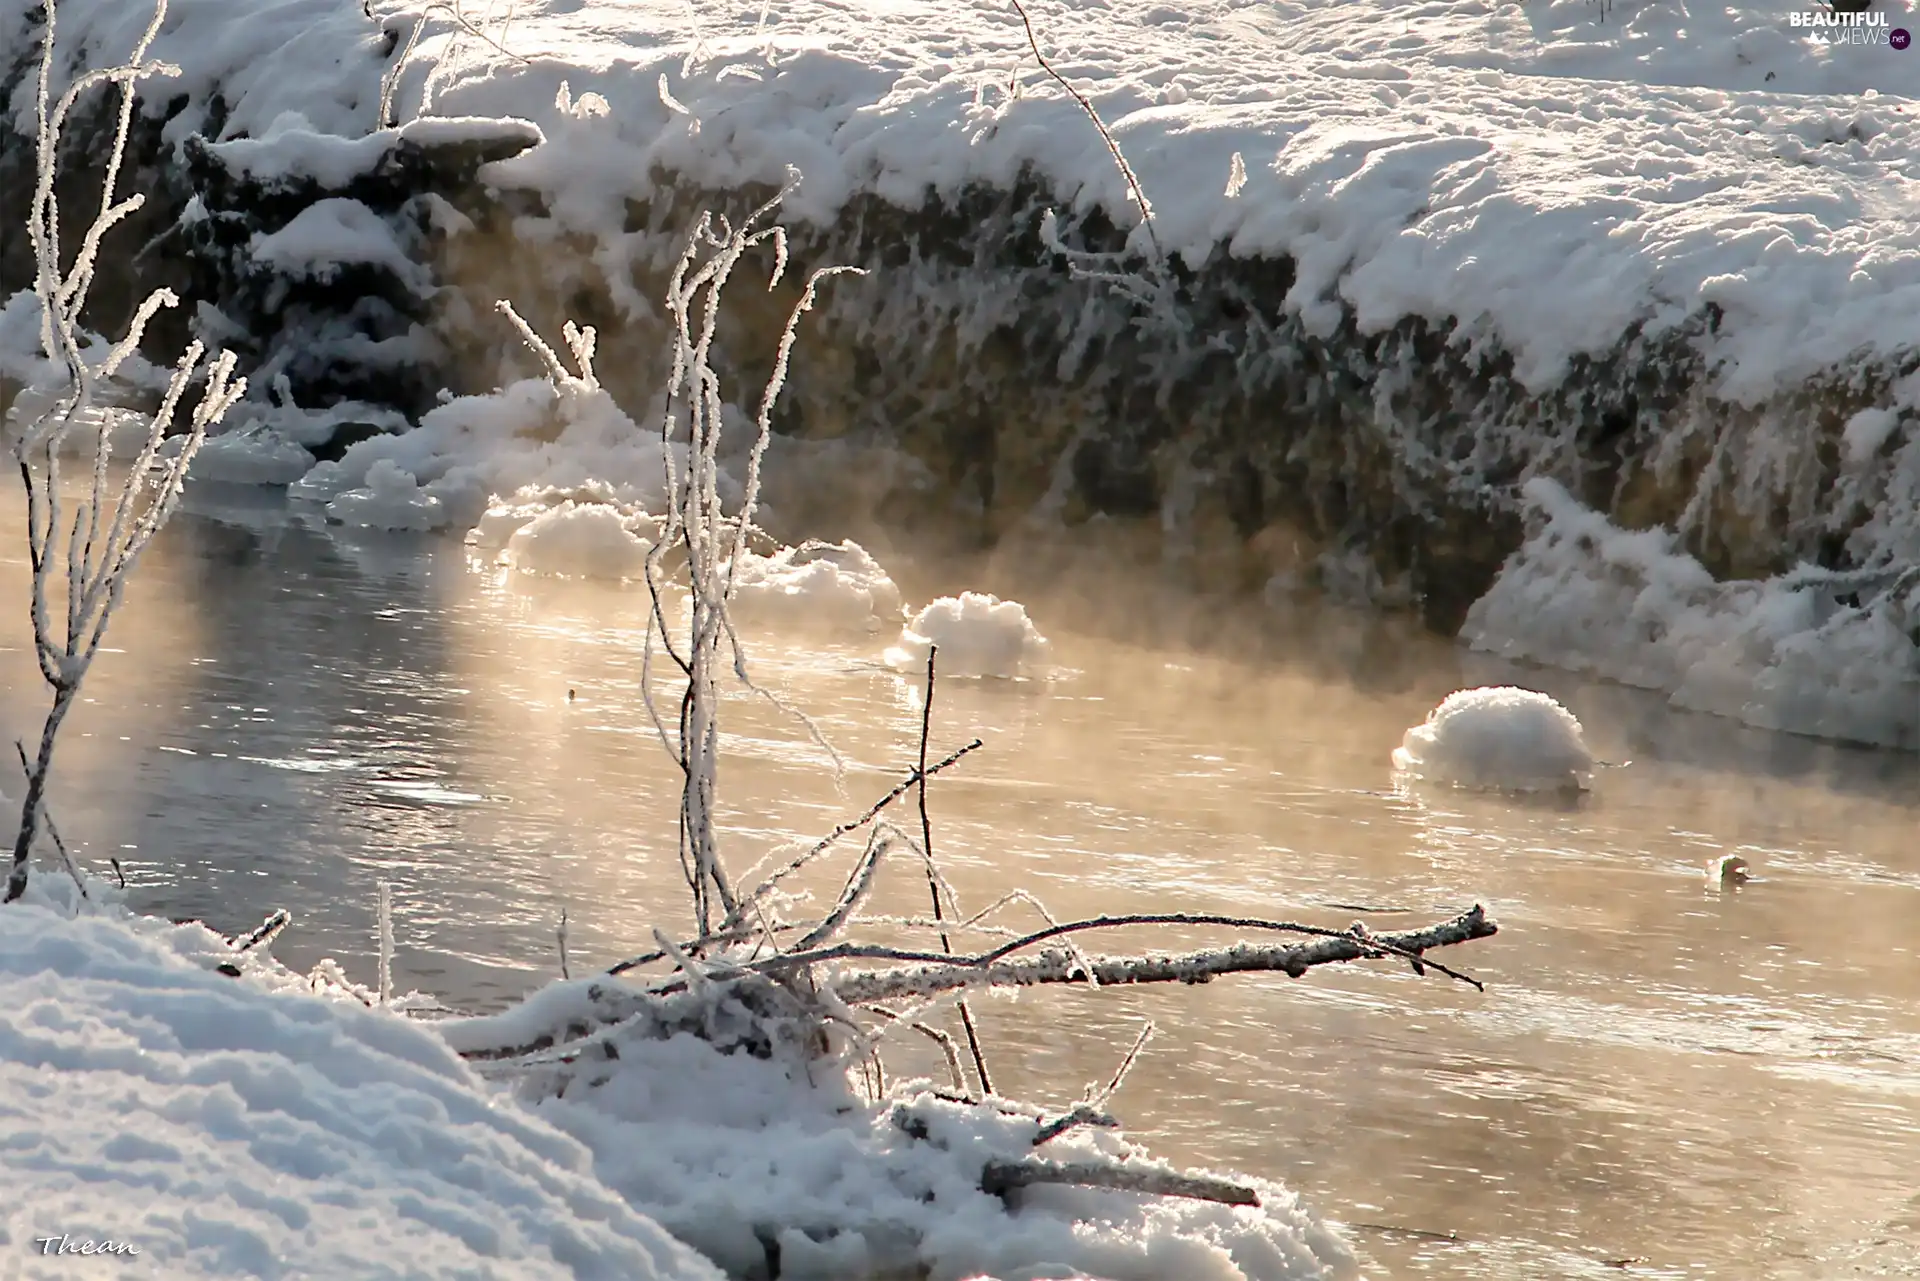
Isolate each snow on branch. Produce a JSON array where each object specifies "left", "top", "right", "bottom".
[{"left": 824, "top": 905, "right": 1497, "bottom": 1006}]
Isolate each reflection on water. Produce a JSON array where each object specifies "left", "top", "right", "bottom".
[{"left": 3, "top": 481, "right": 1919, "bottom": 1279}]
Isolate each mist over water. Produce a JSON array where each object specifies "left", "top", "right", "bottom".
[{"left": 2, "top": 480, "right": 1918, "bottom": 1278}]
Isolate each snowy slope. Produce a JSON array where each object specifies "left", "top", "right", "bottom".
[
  {"left": 7, "top": 0, "right": 1920, "bottom": 402},
  {"left": 0, "top": 902, "right": 724, "bottom": 1280}
]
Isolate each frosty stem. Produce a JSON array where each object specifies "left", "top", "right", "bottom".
[{"left": 10, "top": 0, "right": 245, "bottom": 901}]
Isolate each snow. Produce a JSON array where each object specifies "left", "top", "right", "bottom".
[
  {"left": 1392, "top": 685, "right": 1595, "bottom": 794},
  {"left": 290, "top": 378, "right": 710, "bottom": 537},
  {"left": 209, "top": 109, "right": 393, "bottom": 186},
  {"left": 0, "top": 902, "right": 724, "bottom": 1280},
  {"left": 1462, "top": 479, "right": 1920, "bottom": 751},
  {"left": 248, "top": 198, "right": 428, "bottom": 290},
  {"left": 208, "top": 111, "right": 544, "bottom": 186},
  {"left": 727, "top": 540, "right": 906, "bottom": 634},
  {"left": 502, "top": 500, "right": 660, "bottom": 580},
  {"left": 439, "top": 984, "right": 1358, "bottom": 1281},
  {"left": 886, "top": 591, "right": 1052, "bottom": 679},
  {"left": 1843, "top": 407, "right": 1900, "bottom": 467}
]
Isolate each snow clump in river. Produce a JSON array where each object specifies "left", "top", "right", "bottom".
[
  {"left": 1392, "top": 685, "right": 1594, "bottom": 793},
  {"left": 885, "top": 591, "right": 1052, "bottom": 678}
]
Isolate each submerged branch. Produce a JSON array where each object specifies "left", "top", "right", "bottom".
[{"left": 980, "top": 1157, "right": 1258, "bottom": 1207}]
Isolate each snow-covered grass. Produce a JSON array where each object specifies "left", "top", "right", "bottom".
[
  {"left": 886, "top": 591, "right": 1053, "bottom": 680},
  {"left": 0, "top": 901, "right": 724, "bottom": 1280},
  {"left": 1392, "top": 685, "right": 1595, "bottom": 794}
]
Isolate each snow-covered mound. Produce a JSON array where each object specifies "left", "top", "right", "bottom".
[
  {"left": 885, "top": 591, "right": 1052, "bottom": 679},
  {"left": 0, "top": 903, "right": 722, "bottom": 1280},
  {"left": 726, "top": 540, "right": 905, "bottom": 634},
  {"left": 502, "top": 501, "right": 660, "bottom": 580},
  {"left": 248, "top": 196, "right": 430, "bottom": 292},
  {"left": 1392, "top": 686, "right": 1595, "bottom": 793},
  {"left": 285, "top": 379, "right": 714, "bottom": 539},
  {"left": 1463, "top": 479, "right": 1920, "bottom": 750},
  {"left": 440, "top": 983, "right": 1358, "bottom": 1281}
]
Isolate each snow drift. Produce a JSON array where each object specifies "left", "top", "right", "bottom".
[{"left": 0, "top": 901, "right": 723, "bottom": 1280}]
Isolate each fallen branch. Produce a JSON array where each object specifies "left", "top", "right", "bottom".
[
  {"left": 827, "top": 906, "right": 1496, "bottom": 1006},
  {"left": 981, "top": 1157, "right": 1257, "bottom": 1207}
]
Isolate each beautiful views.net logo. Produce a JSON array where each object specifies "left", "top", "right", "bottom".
[{"left": 1788, "top": 10, "right": 1913, "bottom": 49}]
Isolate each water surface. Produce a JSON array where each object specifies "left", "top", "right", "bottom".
[{"left": 2, "top": 481, "right": 1917, "bottom": 1279}]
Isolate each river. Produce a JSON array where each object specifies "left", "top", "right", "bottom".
[{"left": 1, "top": 479, "right": 1916, "bottom": 1279}]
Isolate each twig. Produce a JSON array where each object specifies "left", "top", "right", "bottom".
[
  {"left": 557, "top": 907, "right": 571, "bottom": 980},
  {"left": 14, "top": 739, "right": 84, "bottom": 900},
  {"left": 731, "top": 738, "right": 983, "bottom": 921},
  {"left": 1005, "top": 0, "right": 1159, "bottom": 259},
  {"left": 232, "top": 908, "right": 290, "bottom": 954},
  {"left": 792, "top": 827, "right": 896, "bottom": 953},
  {"left": 1347, "top": 1222, "right": 1463, "bottom": 1244},
  {"left": 1098, "top": 1019, "right": 1152, "bottom": 1103},
  {"left": 109, "top": 857, "right": 125, "bottom": 889},
  {"left": 980, "top": 1158, "right": 1256, "bottom": 1207},
  {"left": 376, "top": 881, "right": 394, "bottom": 1006},
  {"left": 916, "top": 647, "right": 993, "bottom": 1097}
]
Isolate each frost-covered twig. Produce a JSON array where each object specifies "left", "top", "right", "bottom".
[
  {"left": 9, "top": 0, "right": 246, "bottom": 903},
  {"left": 635, "top": 189, "right": 858, "bottom": 936},
  {"left": 825, "top": 906, "right": 1497, "bottom": 1005},
  {"left": 970, "top": 911, "right": 1485, "bottom": 987},
  {"left": 981, "top": 1157, "right": 1257, "bottom": 1207},
  {"left": 232, "top": 909, "right": 291, "bottom": 954},
  {"left": 377, "top": 0, "right": 535, "bottom": 126},
  {"left": 792, "top": 827, "right": 898, "bottom": 953},
  {"left": 730, "top": 737, "right": 983, "bottom": 925},
  {"left": 377, "top": 881, "right": 395, "bottom": 1005}
]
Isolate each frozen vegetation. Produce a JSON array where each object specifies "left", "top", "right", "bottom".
[{"left": 1392, "top": 686, "right": 1595, "bottom": 795}]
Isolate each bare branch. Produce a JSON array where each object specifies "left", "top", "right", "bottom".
[{"left": 1005, "top": 0, "right": 1159, "bottom": 259}]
